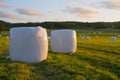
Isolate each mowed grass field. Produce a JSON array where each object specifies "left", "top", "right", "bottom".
[{"left": 0, "top": 29, "right": 120, "bottom": 80}]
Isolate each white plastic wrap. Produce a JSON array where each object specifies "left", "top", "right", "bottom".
[
  {"left": 80, "top": 36, "right": 84, "bottom": 39},
  {"left": 50, "top": 30, "right": 77, "bottom": 53},
  {"left": 117, "top": 35, "right": 120, "bottom": 37},
  {"left": 10, "top": 27, "right": 48, "bottom": 63},
  {"left": 86, "top": 36, "right": 90, "bottom": 40},
  {"left": 110, "top": 36, "right": 116, "bottom": 41}
]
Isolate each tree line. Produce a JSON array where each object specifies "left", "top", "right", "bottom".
[{"left": 0, "top": 20, "right": 120, "bottom": 31}]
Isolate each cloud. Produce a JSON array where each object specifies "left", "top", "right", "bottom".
[
  {"left": 63, "top": 7, "right": 99, "bottom": 18},
  {"left": 0, "top": 10, "right": 22, "bottom": 20},
  {"left": 93, "top": 0, "right": 120, "bottom": 10},
  {"left": 16, "top": 8, "right": 44, "bottom": 16},
  {"left": 54, "top": 18, "right": 62, "bottom": 21},
  {"left": 112, "top": 0, "right": 120, "bottom": 2},
  {"left": 60, "top": 0, "right": 80, "bottom": 8},
  {"left": 0, "top": 0, "right": 8, "bottom": 7}
]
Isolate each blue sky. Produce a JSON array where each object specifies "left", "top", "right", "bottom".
[{"left": 0, "top": 0, "right": 120, "bottom": 23}]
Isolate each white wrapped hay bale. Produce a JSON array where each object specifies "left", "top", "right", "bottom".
[
  {"left": 80, "top": 36, "right": 84, "bottom": 39},
  {"left": 10, "top": 27, "right": 48, "bottom": 63},
  {"left": 110, "top": 36, "right": 116, "bottom": 41},
  {"left": 117, "top": 34, "right": 120, "bottom": 37},
  {"left": 86, "top": 36, "right": 90, "bottom": 40},
  {"left": 50, "top": 30, "right": 77, "bottom": 53},
  {"left": 93, "top": 32, "right": 96, "bottom": 35},
  {"left": 6, "top": 36, "right": 9, "bottom": 39},
  {"left": 95, "top": 35, "right": 98, "bottom": 38},
  {"left": 99, "top": 32, "right": 101, "bottom": 35},
  {"left": 48, "top": 36, "right": 50, "bottom": 39}
]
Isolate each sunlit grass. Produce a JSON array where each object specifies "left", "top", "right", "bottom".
[{"left": 0, "top": 30, "right": 120, "bottom": 80}]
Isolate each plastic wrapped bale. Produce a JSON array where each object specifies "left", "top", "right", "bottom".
[
  {"left": 110, "top": 36, "right": 116, "bottom": 41},
  {"left": 117, "top": 35, "right": 120, "bottom": 37},
  {"left": 93, "top": 32, "right": 96, "bottom": 35},
  {"left": 80, "top": 36, "right": 84, "bottom": 39},
  {"left": 95, "top": 35, "right": 98, "bottom": 38},
  {"left": 48, "top": 36, "right": 50, "bottom": 40},
  {"left": 10, "top": 27, "right": 48, "bottom": 63},
  {"left": 50, "top": 30, "right": 77, "bottom": 53},
  {"left": 6, "top": 36, "right": 9, "bottom": 39},
  {"left": 99, "top": 32, "right": 101, "bottom": 35},
  {"left": 86, "top": 36, "right": 90, "bottom": 40}
]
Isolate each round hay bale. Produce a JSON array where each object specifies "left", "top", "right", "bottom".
[
  {"left": 50, "top": 30, "right": 77, "bottom": 53},
  {"left": 48, "top": 37, "right": 50, "bottom": 39},
  {"left": 6, "top": 36, "right": 9, "bottom": 39},
  {"left": 110, "top": 36, "right": 116, "bottom": 41},
  {"left": 99, "top": 32, "right": 101, "bottom": 35},
  {"left": 80, "top": 36, "right": 84, "bottom": 39},
  {"left": 95, "top": 35, "right": 98, "bottom": 38},
  {"left": 10, "top": 26, "right": 48, "bottom": 63},
  {"left": 93, "top": 32, "right": 96, "bottom": 35},
  {"left": 117, "top": 35, "right": 120, "bottom": 37},
  {"left": 86, "top": 36, "right": 90, "bottom": 40}
]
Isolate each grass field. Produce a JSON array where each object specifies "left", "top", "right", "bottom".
[{"left": 0, "top": 30, "right": 120, "bottom": 80}]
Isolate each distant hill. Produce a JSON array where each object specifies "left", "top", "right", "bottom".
[{"left": 0, "top": 20, "right": 120, "bottom": 30}]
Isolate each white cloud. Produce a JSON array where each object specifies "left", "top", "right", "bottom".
[
  {"left": 93, "top": 0, "right": 120, "bottom": 10},
  {"left": 63, "top": 6, "right": 99, "bottom": 18},
  {"left": 16, "top": 8, "right": 44, "bottom": 16},
  {"left": 0, "top": 10, "right": 22, "bottom": 20},
  {"left": 0, "top": 0, "right": 8, "bottom": 7}
]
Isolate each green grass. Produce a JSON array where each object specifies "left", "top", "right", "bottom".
[{"left": 0, "top": 30, "right": 120, "bottom": 80}]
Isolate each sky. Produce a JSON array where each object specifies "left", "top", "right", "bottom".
[{"left": 0, "top": 0, "right": 120, "bottom": 23}]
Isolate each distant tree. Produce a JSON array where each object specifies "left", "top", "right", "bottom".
[
  {"left": 0, "top": 21, "right": 5, "bottom": 30},
  {"left": 0, "top": 20, "right": 120, "bottom": 30}
]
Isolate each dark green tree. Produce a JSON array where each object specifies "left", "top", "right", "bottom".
[{"left": 0, "top": 21, "right": 5, "bottom": 30}]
